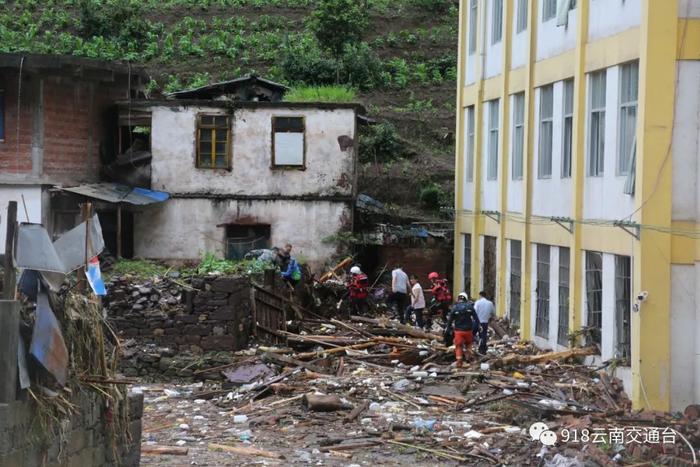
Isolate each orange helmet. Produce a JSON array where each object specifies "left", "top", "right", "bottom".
[{"left": 428, "top": 272, "right": 439, "bottom": 280}]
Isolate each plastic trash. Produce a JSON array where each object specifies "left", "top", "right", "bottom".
[
  {"left": 238, "top": 429, "right": 252, "bottom": 441},
  {"left": 233, "top": 414, "right": 248, "bottom": 424},
  {"left": 163, "top": 388, "right": 181, "bottom": 398},
  {"left": 412, "top": 417, "right": 437, "bottom": 431},
  {"left": 179, "top": 423, "right": 190, "bottom": 430},
  {"left": 411, "top": 371, "right": 429, "bottom": 378},
  {"left": 465, "top": 430, "right": 483, "bottom": 439},
  {"left": 369, "top": 402, "right": 381, "bottom": 411},
  {"left": 175, "top": 440, "right": 187, "bottom": 446},
  {"left": 480, "top": 363, "right": 490, "bottom": 371}
]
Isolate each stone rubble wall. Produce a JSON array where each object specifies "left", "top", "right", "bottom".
[{"left": 0, "top": 392, "right": 143, "bottom": 467}]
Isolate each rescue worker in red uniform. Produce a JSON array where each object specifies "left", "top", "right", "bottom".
[
  {"left": 428, "top": 272, "right": 452, "bottom": 321},
  {"left": 348, "top": 266, "right": 369, "bottom": 315}
]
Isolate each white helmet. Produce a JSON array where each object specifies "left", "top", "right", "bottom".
[
  {"left": 458, "top": 292, "right": 469, "bottom": 301},
  {"left": 350, "top": 266, "right": 361, "bottom": 275}
]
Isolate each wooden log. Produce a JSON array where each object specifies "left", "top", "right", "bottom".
[
  {"left": 2, "top": 202, "right": 17, "bottom": 300},
  {"left": 344, "top": 400, "right": 370, "bottom": 423},
  {"left": 302, "top": 393, "right": 352, "bottom": 412},
  {"left": 318, "top": 257, "right": 352, "bottom": 283},
  {"left": 141, "top": 445, "right": 189, "bottom": 456},
  {"left": 295, "top": 341, "right": 375, "bottom": 360},
  {"left": 491, "top": 347, "right": 597, "bottom": 367},
  {"left": 208, "top": 443, "right": 284, "bottom": 460},
  {"left": 0, "top": 301, "right": 19, "bottom": 403}
]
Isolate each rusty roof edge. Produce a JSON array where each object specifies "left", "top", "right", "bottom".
[
  {"left": 0, "top": 53, "right": 148, "bottom": 77},
  {"left": 168, "top": 75, "right": 290, "bottom": 97},
  {"left": 116, "top": 99, "right": 366, "bottom": 113}
]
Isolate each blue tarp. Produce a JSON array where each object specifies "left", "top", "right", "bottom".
[{"left": 61, "top": 183, "right": 170, "bottom": 205}]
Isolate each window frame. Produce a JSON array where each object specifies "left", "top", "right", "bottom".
[
  {"left": 617, "top": 61, "right": 639, "bottom": 176},
  {"left": 463, "top": 233, "right": 472, "bottom": 294},
  {"left": 196, "top": 114, "right": 231, "bottom": 170},
  {"left": 271, "top": 115, "right": 306, "bottom": 169},
  {"left": 487, "top": 99, "right": 499, "bottom": 181},
  {"left": 557, "top": 247, "right": 570, "bottom": 346},
  {"left": 509, "top": 239, "right": 522, "bottom": 327},
  {"left": 561, "top": 78, "right": 574, "bottom": 178},
  {"left": 512, "top": 92, "right": 525, "bottom": 180},
  {"left": 542, "top": 0, "right": 557, "bottom": 22},
  {"left": 585, "top": 251, "right": 603, "bottom": 346},
  {"left": 468, "top": 0, "right": 478, "bottom": 55},
  {"left": 588, "top": 70, "right": 606, "bottom": 177},
  {"left": 535, "top": 244, "right": 551, "bottom": 339},
  {"left": 491, "top": 0, "right": 503, "bottom": 44},
  {"left": 614, "top": 255, "right": 632, "bottom": 363},
  {"left": 466, "top": 106, "right": 475, "bottom": 182},
  {"left": 516, "top": 0, "right": 528, "bottom": 33},
  {"left": 538, "top": 84, "right": 554, "bottom": 179}
]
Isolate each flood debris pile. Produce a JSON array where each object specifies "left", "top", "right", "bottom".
[{"left": 139, "top": 313, "right": 699, "bottom": 466}]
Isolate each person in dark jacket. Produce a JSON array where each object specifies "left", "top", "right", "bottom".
[{"left": 444, "top": 292, "right": 477, "bottom": 367}]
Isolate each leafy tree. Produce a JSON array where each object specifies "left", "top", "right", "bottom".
[{"left": 309, "top": 0, "right": 369, "bottom": 57}]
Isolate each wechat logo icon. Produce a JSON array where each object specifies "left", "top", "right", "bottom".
[{"left": 529, "top": 422, "right": 558, "bottom": 446}]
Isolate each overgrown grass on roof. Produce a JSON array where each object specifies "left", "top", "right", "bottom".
[
  {"left": 110, "top": 259, "right": 169, "bottom": 278},
  {"left": 284, "top": 85, "right": 357, "bottom": 103}
]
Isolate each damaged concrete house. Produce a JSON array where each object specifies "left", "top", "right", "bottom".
[
  {"left": 0, "top": 53, "right": 150, "bottom": 255},
  {"left": 119, "top": 77, "right": 362, "bottom": 270}
]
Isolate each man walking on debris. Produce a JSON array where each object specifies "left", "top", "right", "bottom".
[
  {"left": 347, "top": 266, "right": 369, "bottom": 315},
  {"left": 276, "top": 243, "right": 293, "bottom": 271},
  {"left": 281, "top": 256, "right": 302, "bottom": 288},
  {"left": 389, "top": 264, "right": 410, "bottom": 322},
  {"left": 474, "top": 290, "right": 495, "bottom": 355},
  {"left": 444, "top": 292, "right": 477, "bottom": 367},
  {"left": 408, "top": 274, "right": 426, "bottom": 329}
]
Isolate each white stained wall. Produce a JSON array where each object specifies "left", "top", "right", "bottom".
[
  {"left": 583, "top": 65, "right": 636, "bottom": 220},
  {"left": 149, "top": 106, "right": 356, "bottom": 197},
  {"left": 0, "top": 185, "right": 42, "bottom": 254},
  {"left": 670, "top": 264, "right": 699, "bottom": 411},
  {"left": 531, "top": 81, "right": 573, "bottom": 218},
  {"left": 484, "top": 0, "right": 503, "bottom": 79},
  {"left": 588, "top": 0, "right": 641, "bottom": 42},
  {"left": 510, "top": 0, "right": 527, "bottom": 70},
  {"left": 536, "top": 1, "right": 577, "bottom": 62},
  {"left": 672, "top": 62, "right": 700, "bottom": 222},
  {"left": 679, "top": 0, "right": 700, "bottom": 17},
  {"left": 462, "top": 107, "right": 475, "bottom": 211},
  {"left": 133, "top": 198, "right": 351, "bottom": 271}
]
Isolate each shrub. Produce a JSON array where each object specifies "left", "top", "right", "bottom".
[
  {"left": 281, "top": 36, "right": 338, "bottom": 85},
  {"left": 359, "top": 122, "right": 404, "bottom": 164},
  {"left": 339, "top": 42, "right": 383, "bottom": 90},
  {"left": 419, "top": 182, "right": 445, "bottom": 211},
  {"left": 285, "top": 85, "right": 357, "bottom": 103},
  {"left": 309, "top": 0, "right": 369, "bottom": 57},
  {"left": 78, "top": 0, "right": 149, "bottom": 44},
  {"left": 409, "top": 0, "right": 453, "bottom": 12}
]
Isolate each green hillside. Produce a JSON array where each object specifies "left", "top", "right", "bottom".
[{"left": 1, "top": 0, "right": 458, "bottom": 219}]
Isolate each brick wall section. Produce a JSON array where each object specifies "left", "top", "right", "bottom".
[
  {"left": 0, "top": 391, "right": 143, "bottom": 467},
  {"left": 107, "top": 275, "right": 253, "bottom": 355},
  {"left": 0, "top": 71, "right": 33, "bottom": 174}
]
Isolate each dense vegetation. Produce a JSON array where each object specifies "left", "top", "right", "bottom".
[{"left": 1, "top": 0, "right": 458, "bottom": 218}]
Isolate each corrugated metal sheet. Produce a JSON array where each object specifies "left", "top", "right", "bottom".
[
  {"left": 30, "top": 291, "right": 69, "bottom": 386},
  {"left": 61, "top": 183, "right": 169, "bottom": 205}
]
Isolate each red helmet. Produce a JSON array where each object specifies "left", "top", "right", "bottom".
[{"left": 428, "top": 272, "right": 439, "bottom": 280}]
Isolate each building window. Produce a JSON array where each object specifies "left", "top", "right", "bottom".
[
  {"left": 483, "top": 236, "right": 497, "bottom": 302},
  {"left": 466, "top": 106, "right": 475, "bottom": 182},
  {"left": 538, "top": 84, "right": 554, "bottom": 179},
  {"left": 535, "top": 244, "right": 550, "bottom": 338},
  {"left": 468, "top": 0, "right": 478, "bottom": 55},
  {"left": 487, "top": 99, "right": 499, "bottom": 180},
  {"left": 512, "top": 93, "right": 525, "bottom": 180},
  {"left": 618, "top": 62, "right": 638, "bottom": 175},
  {"left": 491, "top": 0, "right": 503, "bottom": 44},
  {"left": 516, "top": 0, "right": 528, "bottom": 33},
  {"left": 197, "top": 115, "right": 230, "bottom": 169},
  {"left": 272, "top": 116, "right": 305, "bottom": 167},
  {"left": 562, "top": 79, "right": 574, "bottom": 178},
  {"left": 226, "top": 224, "right": 271, "bottom": 260},
  {"left": 0, "top": 89, "right": 4, "bottom": 141},
  {"left": 509, "top": 240, "right": 522, "bottom": 327},
  {"left": 585, "top": 251, "right": 603, "bottom": 346},
  {"left": 588, "top": 70, "right": 606, "bottom": 177},
  {"left": 463, "top": 233, "right": 472, "bottom": 294},
  {"left": 542, "top": 0, "right": 557, "bottom": 21},
  {"left": 615, "top": 255, "right": 631, "bottom": 362},
  {"left": 557, "top": 247, "right": 570, "bottom": 346}
]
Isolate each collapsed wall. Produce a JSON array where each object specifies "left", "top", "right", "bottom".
[{"left": 0, "top": 392, "right": 143, "bottom": 467}]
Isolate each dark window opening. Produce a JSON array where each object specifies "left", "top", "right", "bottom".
[
  {"left": 558, "top": 247, "right": 570, "bottom": 346},
  {"left": 463, "top": 233, "right": 472, "bottom": 294},
  {"left": 226, "top": 224, "right": 271, "bottom": 260},
  {"left": 97, "top": 210, "right": 135, "bottom": 259},
  {"left": 483, "top": 236, "right": 497, "bottom": 303},
  {"left": 118, "top": 125, "right": 151, "bottom": 155},
  {"left": 585, "top": 251, "right": 603, "bottom": 346},
  {"left": 509, "top": 240, "right": 521, "bottom": 327},
  {"left": 615, "top": 255, "right": 631, "bottom": 363},
  {"left": 535, "top": 244, "right": 550, "bottom": 338}
]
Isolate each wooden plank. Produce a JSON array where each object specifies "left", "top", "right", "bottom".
[
  {"left": 2, "top": 201, "right": 17, "bottom": 300},
  {"left": 0, "top": 301, "right": 19, "bottom": 403}
]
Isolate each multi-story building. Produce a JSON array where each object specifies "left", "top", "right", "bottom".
[{"left": 453, "top": 0, "right": 700, "bottom": 410}]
